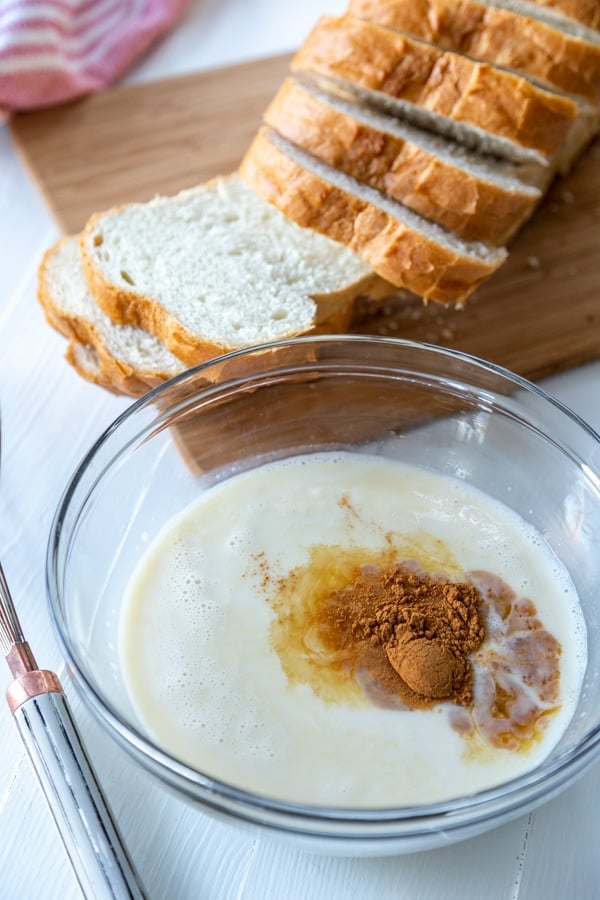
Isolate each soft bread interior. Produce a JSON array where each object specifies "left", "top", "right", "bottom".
[
  {"left": 82, "top": 177, "right": 375, "bottom": 351},
  {"left": 42, "top": 237, "right": 184, "bottom": 378}
]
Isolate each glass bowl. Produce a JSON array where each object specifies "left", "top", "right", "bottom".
[{"left": 47, "top": 336, "right": 600, "bottom": 855}]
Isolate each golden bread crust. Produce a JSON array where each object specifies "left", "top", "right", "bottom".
[
  {"left": 529, "top": 0, "right": 600, "bottom": 30},
  {"left": 349, "top": 0, "right": 600, "bottom": 105},
  {"left": 38, "top": 236, "right": 179, "bottom": 391},
  {"left": 292, "top": 16, "right": 579, "bottom": 161},
  {"left": 265, "top": 79, "right": 541, "bottom": 244},
  {"left": 64, "top": 341, "right": 153, "bottom": 396},
  {"left": 240, "top": 128, "right": 507, "bottom": 306}
]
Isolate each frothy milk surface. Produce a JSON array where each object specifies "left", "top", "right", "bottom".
[{"left": 119, "top": 452, "right": 586, "bottom": 807}]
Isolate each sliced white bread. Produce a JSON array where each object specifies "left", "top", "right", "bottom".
[
  {"left": 38, "top": 236, "right": 184, "bottom": 395},
  {"left": 265, "top": 78, "right": 543, "bottom": 246},
  {"left": 65, "top": 341, "right": 146, "bottom": 397},
  {"left": 240, "top": 127, "right": 508, "bottom": 306},
  {"left": 79, "top": 176, "right": 383, "bottom": 367},
  {"left": 291, "top": 15, "right": 580, "bottom": 166},
  {"left": 348, "top": 0, "right": 600, "bottom": 106},
  {"left": 480, "top": 0, "right": 600, "bottom": 35}
]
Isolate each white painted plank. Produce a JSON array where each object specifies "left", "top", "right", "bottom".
[
  {"left": 239, "top": 818, "right": 529, "bottom": 900},
  {"left": 0, "top": 753, "right": 81, "bottom": 899},
  {"left": 515, "top": 761, "right": 600, "bottom": 899}
]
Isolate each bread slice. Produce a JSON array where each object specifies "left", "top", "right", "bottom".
[
  {"left": 38, "top": 236, "right": 184, "bottom": 395},
  {"left": 79, "top": 176, "right": 383, "bottom": 367},
  {"left": 348, "top": 0, "right": 600, "bottom": 106},
  {"left": 240, "top": 127, "right": 508, "bottom": 306},
  {"left": 265, "top": 78, "right": 543, "bottom": 245},
  {"left": 291, "top": 15, "right": 580, "bottom": 166},
  {"left": 480, "top": 0, "right": 600, "bottom": 35},
  {"left": 65, "top": 341, "right": 144, "bottom": 396}
]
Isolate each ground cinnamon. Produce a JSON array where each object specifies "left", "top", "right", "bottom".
[
  {"left": 267, "top": 545, "right": 560, "bottom": 745},
  {"left": 324, "top": 563, "right": 486, "bottom": 709}
]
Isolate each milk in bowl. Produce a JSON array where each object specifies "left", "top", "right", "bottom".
[{"left": 118, "top": 450, "right": 586, "bottom": 808}]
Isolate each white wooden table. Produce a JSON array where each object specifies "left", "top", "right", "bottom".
[{"left": 1, "top": 2, "right": 600, "bottom": 897}]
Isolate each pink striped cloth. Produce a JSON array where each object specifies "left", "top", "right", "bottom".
[{"left": 0, "top": 0, "right": 190, "bottom": 120}]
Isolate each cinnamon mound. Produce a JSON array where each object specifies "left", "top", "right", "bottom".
[{"left": 328, "top": 563, "right": 485, "bottom": 709}]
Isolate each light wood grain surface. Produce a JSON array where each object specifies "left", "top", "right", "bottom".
[
  {"left": 10, "top": 54, "right": 292, "bottom": 231},
  {"left": 10, "top": 54, "right": 600, "bottom": 383}
]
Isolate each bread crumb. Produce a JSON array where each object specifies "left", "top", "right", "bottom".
[
  {"left": 560, "top": 190, "right": 575, "bottom": 204},
  {"left": 527, "top": 256, "right": 541, "bottom": 270}
]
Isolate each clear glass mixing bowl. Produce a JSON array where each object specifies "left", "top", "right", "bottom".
[{"left": 47, "top": 336, "right": 600, "bottom": 855}]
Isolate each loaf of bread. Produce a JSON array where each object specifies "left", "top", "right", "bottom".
[
  {"left": 265, "top": 78, "right": 543, "bottom": 245},
  {"left": 348, "top": 0, "right": 600, "bottom": 105},
  {"left": 38, "top": 1, "right": 600, "bottom": 397}
]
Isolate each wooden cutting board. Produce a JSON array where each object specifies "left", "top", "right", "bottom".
[{"left": 10, "top": 54, "right": 600, "bottom": 381}]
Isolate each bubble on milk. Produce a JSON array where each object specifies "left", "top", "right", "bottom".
[{"left": 163, "top": 665, "right": 278, "bottom": 757}]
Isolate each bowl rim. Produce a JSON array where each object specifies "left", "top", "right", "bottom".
[{"left": 45, "top": 334, "right": 600, "bottom": 836}]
